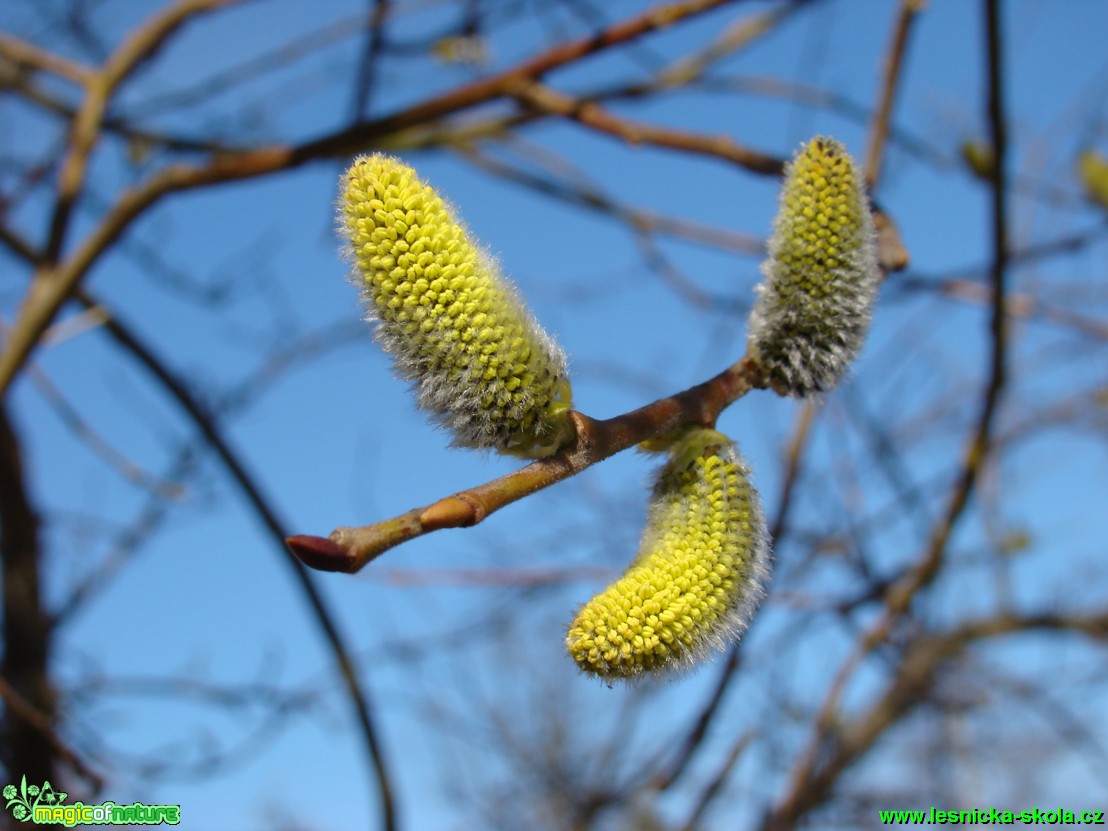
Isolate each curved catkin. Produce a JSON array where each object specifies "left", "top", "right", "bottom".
[
  {"left": 566, "top": 428, "right": 769, "bottom": 680},
  {"left": 341, "top": 155, "right": 574, "bottom": 457},
  {"left": 747, "top": 136, "right": 880, "bottom": 397}
]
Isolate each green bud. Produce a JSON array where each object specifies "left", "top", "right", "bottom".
[
  {"left": 748, "top": 136, "right": 880, "bottom": 396},
  {"left": 566, "top": 428, "right": 769, "bottom": 679},
  {"left": 1078, "top": 149, "right": 1108, "bottom": 211},
  {"left": 341, "top": 155, "right": 574, "bottom": 457},
  {"left": 960, "top": 139, "right": 996, "bottom": 181}
]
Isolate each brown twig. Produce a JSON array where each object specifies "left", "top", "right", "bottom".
[
  {"left": 863, "top": 0, "right": 927, "bottom": 188},
  {"left": 63, "top": 290, "right": 400, "bottom": 831},
  {"left": 0, "top": 0, "right": 251, "bottom": 399},
  {"left": 0, "top": 32, "right": 93, "bottom": 85},
  {"left": 506, "top": 78, "right": 784, "bottom": 176},
  {"left": 765, "top": 2, "right": 1009, "bottom": 825},
  {"left": 761, "top": 610, "right": 1107, "bottom": 831},
  {"left": 0, "top": 0, "right": 742, "bottom": 401},
  {"left": 458, "top": 143, "right": 765, "bottom": 255},
  {"left": 286, "top": 358, "right": 763, "bottom": 573},
  {"left": 0, "top": 673, "right": 103, "bottom": 790}
]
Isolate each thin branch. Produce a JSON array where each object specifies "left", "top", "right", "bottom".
[
  {"left": 657, "top": 0, "right": 814, "bottom": 87},
  {"left": 3, "top": 64, "right": 243, "bottom": 155},
  {"left": 54, "top": 448, "right": 198, "bottom": 627},
  {"left": 286, "top": 358, "right": 763, "bottom": 573},
  {"left": 0, "top": 221, "right": 41, "bottom": 265},
  {"left": 897, "top": 274, "right": 1108, "bottom": 341},
  {"left": 0, "top": 673, "right": 103, "bottom": 789},
  {"left": 507, "top": 78, "right": 784, "bottom": 176},
  {"left": 48, "top": 0, "right": 249, "bottom": 262},
  {"left": 0, "top": 32, "right": 93, "bottom": 85},
  {"left": 458, "top": 144, "right": 765, "bottom": 255},
  {"left": 22, "top": 357, "right": 184, "bottom": 500},
  {"left": 761, "top": 610, "right": 1108, "bottom": 831},
  {"left": 0, "top": 0, "right": 743, "bottom": 400},
  {"left": 765, "top": 2, "right": 1010, "bottom": 825},
  {"left": 677, "top": 732, "right": 753, "bottom": 831},
  {"left": 68, "top": 289, "right": 400, "bottom": 831},
  {"left": 350, "top": 0, "right": 391, "bottom": 120},
  {"left": 0, "top": 0, "right": 251, "bottom": 399},
  {"left": 863, "top": 0, "right": 926, "bottom": 188}
]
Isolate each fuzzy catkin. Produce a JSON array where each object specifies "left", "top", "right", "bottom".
[
  {"left": 341, "top": 155, "right": 573, "bottom": 457},
  {"left": 566, "top": 428, "right": 769, "bottom": 679},
  {"left": 747, "top": 136, "right": 880, "bottom": 396}
]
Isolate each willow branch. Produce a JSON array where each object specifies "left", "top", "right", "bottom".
[
  {"left": 644, "top": 16, "right": 916, "bottom": 779},
  {"left": 863, "top": 0, "right": 926, "bottom": 188},
  {"left": 0, "top": 32, "right": 93, "bottom": 84},
  {"left": 762, "top": 610, "right": 1108, "bottom": 830},
  {"left": 0, "top": 0, "right": 250, "bottom": 399},
  {"left": 457, "top": 144, "right": 765, "bottom": 255},
  {"left": 768, "top": 3, "right": 1009, "bottom": 825},
  {"left": 0, "top": 673, "right": 102, "bottom": 789},
  {"left": 0, "top": 0, "right": 741, "bottom": 401},
  {"left": 68, "top": 290, "right": 399, "bottom": 831},
  {"left": 50, "top": 0, "right": 248, "bottom": 261},
  {"left": 286, "top": 358, "right": 763, "bottom": 573},
  {"left": 506, "top": 79, "right": 784, "bottom": 176}
]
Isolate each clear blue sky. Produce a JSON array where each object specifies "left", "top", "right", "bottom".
[{"left": 2, "top": 1, "right": 1107, "bottom": 828}]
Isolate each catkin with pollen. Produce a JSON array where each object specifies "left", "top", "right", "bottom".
[
  {"left": 341, "top": 155, "right": 574, "bottom": 458},
  {"left": 747, "top": 136, "right": 880, "bottom": 397},
  {"left": 566, "top": 428, "right": 769, "bottom": 679}
]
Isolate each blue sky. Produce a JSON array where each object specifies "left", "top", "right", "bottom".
[{"left": 3, "top": 1, "right": 1108, "bottom": 828}]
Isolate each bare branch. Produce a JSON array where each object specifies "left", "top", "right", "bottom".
[
  {"left": 864, "top": 0, "right": 927, "bottom": 188},
  {"left": 287, "top": 358, "right": 763, "bottom": 572},
  {"left": 0, "top": 32, "right": 93, "bottom": 85},
  {"left": 763, "top": 610, "right": 1108, "bottom": 829},
  {"left": 768, "top": 4, "right": 1012, "bottom": 824},
  {"left": 66, "top": 290, "right": 400, "bottom": 831},
  {"left": 0, "top": 0, "right": 745, "bottom": 401},
  {"left": 506, "top": 78, "right": 784, "bottom": 176}
]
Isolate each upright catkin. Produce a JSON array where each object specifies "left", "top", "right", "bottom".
[
  {"left": 747, "top": 136, "right": 880, "bottom": 396},
  {"left": 341, "top": 155, "right": 573, "bottom": 457},
  {"left": 566, "top": 428, "right": 769, "bottom": 679}
]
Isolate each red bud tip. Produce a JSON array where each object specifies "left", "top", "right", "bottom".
[{"left": 286, "top": 535, "right": 356, "bottom": 572}]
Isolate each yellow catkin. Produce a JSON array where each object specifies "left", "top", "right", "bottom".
[
  {"left": 341, "top": 155, "right": 573, "bottom": 457},
  {"left": 747, "top": 136, "right": 879, "bottom": 396},
  {"left": 567, "top": 428, "right": 769, "bottom": 679}
]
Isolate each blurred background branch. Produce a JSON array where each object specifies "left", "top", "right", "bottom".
[{"left": 1, "top": 0, "right": 1106, "bottom": 829}]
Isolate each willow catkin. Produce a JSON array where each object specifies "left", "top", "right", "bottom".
[
  {"left": 567, "top": 428, "right": 769, "bottom": 679},
  {"left": 341, "top": 154, "right": 573, "bottom": 457},
  {"left": 747, "top": 136, "right": 880, "bottom": 396}
]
